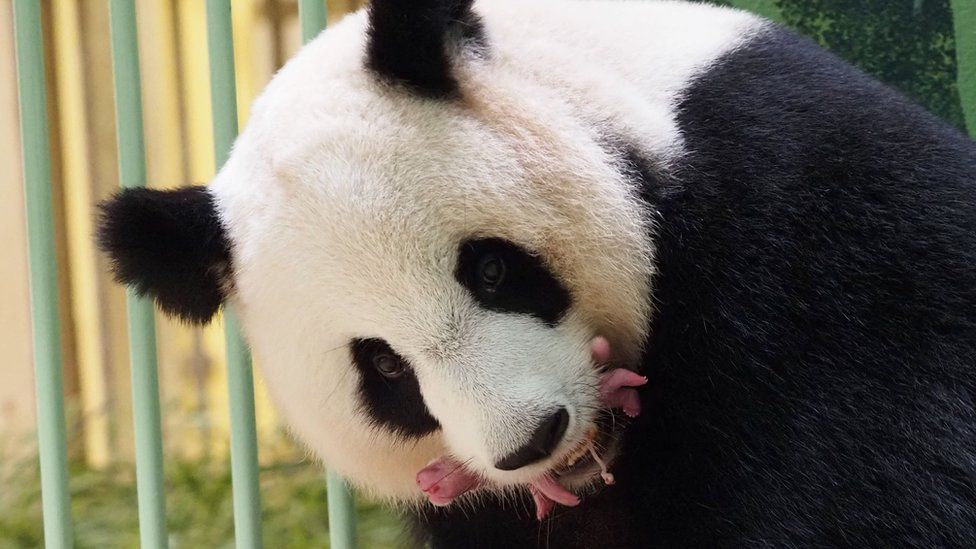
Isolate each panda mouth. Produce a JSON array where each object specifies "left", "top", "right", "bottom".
[
  {"left": 555, "top": 431, "right": 599, "bottom": 473},
  {"left": 548, "top": 340, "right": 646, "bottom": 484},
  {"left": 553, "top": 415, "right": 620, "bottom": 482},
  {"left": 415, "top": 336, "right": 646, "bottom": 520}
]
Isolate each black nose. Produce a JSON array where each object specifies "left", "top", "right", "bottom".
[{"left": 494, "top": 408, "right": 569, "bottom": 471}]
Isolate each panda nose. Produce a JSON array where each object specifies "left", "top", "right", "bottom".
[{"left": 494, "top": 408, "right": 569, "bottom": 471}]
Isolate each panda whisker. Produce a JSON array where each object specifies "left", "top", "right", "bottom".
[
  {"left": 431, "top": 457, "right": 476, "bottom": 487},
  {"left": 319, "top": 366, "right": 354, "bottom": 410},
  {"left": 321, "top": 342, "right": 351, "bottom": 356}
]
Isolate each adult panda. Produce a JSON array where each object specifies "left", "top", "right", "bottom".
[{"left": 98, "top": 0, "right": 976, "bottom": 546}]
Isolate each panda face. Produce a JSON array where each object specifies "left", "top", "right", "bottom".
[
  {"left": 210, "top": 77, "right": 652, "bottom": 497},
  {"left": 350, "top": 236, "right": 574, "bottom": 441},
  {"left": 98, "top": 0, "right": 759, "bottom": 502}
]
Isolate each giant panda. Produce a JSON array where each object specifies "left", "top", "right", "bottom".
[{"left": 97, "top": 0, "right": 976, "bottom": 546}]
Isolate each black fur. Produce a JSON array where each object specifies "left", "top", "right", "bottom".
[
  {"left": 411, "top": 27, "right": 976, "bottom": 548},
  {"left": 455, "top": 238, "right": 572, "bottom": 326},
  {"left": 366, "top": 0, "right": 486, "bottom": 99},
  {"left": 350, "top": 338, "right": 440, "bottom": 439},
  {"left": 97, "top": 186, "right": 231, "bottom": 324}
]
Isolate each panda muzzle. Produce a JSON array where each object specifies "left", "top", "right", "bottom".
[{"left": 415, "top": 337, "right": 646, "bottom": 519}]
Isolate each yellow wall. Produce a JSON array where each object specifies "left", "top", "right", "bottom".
[
  {"left": 0, "top": 0, "right": 37, "bottom": 459},
  {"left": 1, "top": 0, "right": 366, "bottom": 466}
]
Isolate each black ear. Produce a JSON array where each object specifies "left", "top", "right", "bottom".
[
  {"left": 97, "top": 186, "right": 231, "bottom": 324},
  {"left": 366, "top": 0, "right": 486, "bottom": 99}
]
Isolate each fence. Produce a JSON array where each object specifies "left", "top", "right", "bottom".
[
  {"left": 12, "top": 0, "right": 976, "bottom": 548},
  {"left": 13, "top": 1, "right": 355, "bottom": 547}
]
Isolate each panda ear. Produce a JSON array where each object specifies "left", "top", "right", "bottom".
[
  {"left": 366, "top": 0, "right": 486, "bottom": 99},
  {"left": 97, "top": 186, "right": 231, "bottom": 324}
]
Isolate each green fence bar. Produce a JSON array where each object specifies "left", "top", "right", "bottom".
[
  {"left": 221, "top": 312, "right": 262, "bottom": 549},
  {"left": 204, "top": 2, "right": 264, "bottom": 547},
  {"left": 108, "top": 2, "right": 169, "bottom": 548},
  {"left": 299, "top": 0, "right": 328, "bottom": 44},
  {"left": 951, "top": 0, "right": 976, "bottom": 135},
  {"left": 297, "top": 3, "right": 359, "bottom": 547},
  {"left": 13, "top": 2, "right": 74, "bottom": 547},
  {"left": 326, "top": 472, "right": 357, "bottom": 549}
]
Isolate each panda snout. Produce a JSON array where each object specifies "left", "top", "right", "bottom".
[{"left": 494, "top": 408, "right": 569, "bottom": 471}]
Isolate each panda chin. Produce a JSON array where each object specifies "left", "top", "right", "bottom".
[{"left": 518, "top": 416, "right": 629, "bottom": 520}]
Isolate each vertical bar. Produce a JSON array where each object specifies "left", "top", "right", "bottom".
[
  {"left": 299, "top": 0, "right": 327, "bottom": 44},
  {"left": 12, "top": 2, "right": 74, "bottom": 547},
  {"left": 205, "top": 2, "right": 263, "bottom": 548},
  {"left": 222, "top": 312, "right": 263, "bottom": 549},
  {"left": 108, "top": 2, "right": 169, "bottom": 548},
  {"left": 327, "top": 472, "right": 357, "bottom": 549},
  {"left": 297, "top": 4, "right": 358, "bottom": 547},
  {"left": 951, "top": 0, "right": 976, "bottom": 135}
]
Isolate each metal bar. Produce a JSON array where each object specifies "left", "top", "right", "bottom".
[
  {"left": 327, "top": 472, "right": 358, "bottom": 549},
  {"left": 297, "top": 4, "right": 359, "bottom": 547},
  {"left": 204, "top": 2, "right": 264, "bottom": 547},
  {"left": 107, "top": 2, "right": 169, "bottom": 548},
  {"left": 951, "top": 0, "right": 976, "bottom": 135},
  {"left": 12, "top": 2, "right": 74, "bottom": 547},
  {"left": 222, "top": 312, "right": 263, "bottom": 549},
  {"left": 299, "top": 0, "right": 327, "bottom": 44}
]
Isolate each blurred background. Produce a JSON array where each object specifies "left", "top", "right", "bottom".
[{"left": 0, "top": 0, "right": 973, "bottom": 547}]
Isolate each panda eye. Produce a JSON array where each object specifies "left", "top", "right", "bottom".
[
  {"left": 476, "top": 253, "right": 506, "bottom": 292},
  {"left": 455, "top": 238, "right": 572, "bottom": 326},
  {"left": 349, "top": 338, "right": 439, "bottom": 438},
  {"left": 373, "top": 352, "right": 405, "bottom": 379}
]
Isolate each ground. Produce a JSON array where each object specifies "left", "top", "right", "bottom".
[{"left": 0, "top": 451, "right": 404, "bottom": 549}]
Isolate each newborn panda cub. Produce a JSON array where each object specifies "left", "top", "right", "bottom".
[{"left": 98, "top": 0, "right": 976, "bottom": 547}]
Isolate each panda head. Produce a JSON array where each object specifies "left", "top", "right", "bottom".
[{"left": 98, "top": 0, "right": 659, "bottom": 504}]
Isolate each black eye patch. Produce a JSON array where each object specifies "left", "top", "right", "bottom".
[
  {"left": 455, "top": 238, "right": 572, "bottom": 326},
  {"left": 349, "top": 338, "right": 440, "bottom": 439}
]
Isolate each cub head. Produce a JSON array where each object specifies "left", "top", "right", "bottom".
[{"left": 99, "top": 0, "right": 658, "bottom": 504}]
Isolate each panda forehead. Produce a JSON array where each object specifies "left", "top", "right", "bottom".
[
  {"left": 276, "top": 180, "right": 563, "bottom": 301},
  {"left": 250, "top": 96, "right": 570, "bottom": 251},
  {"left": 267, "top": 133, "right": 535, "bottom": 245}
]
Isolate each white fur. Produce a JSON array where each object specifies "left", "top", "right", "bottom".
[{"left": 208, "top": 0, "right": 765, "bottom": 501}]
